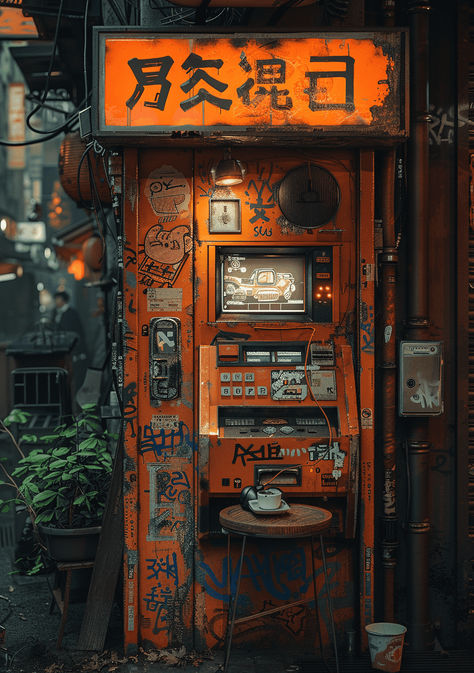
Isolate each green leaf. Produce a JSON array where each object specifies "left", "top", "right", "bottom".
[
  {"left": 34, "top": 511, "right": 54, "bottom": 523},
  {"left": 4, "top": 409, "right": 30, "bottom": 426},
  {"left": 38, "top": 433, "right": 62, "bottom": 442},
  {"left": 46, "top": 471, "right": 63, "bottom": 480},
  {"left": 32, "top": 490, "right": 57, "bottom": 504},
  {"left": 52, "top": 447, "right": 70, "bottom": 457},
  {"left": 79, "top": 438, "right": 98, "bottom": 450},
  {"left": 26, "top": 453, "right": 50, "bottom": 463},
  {"left": 20, "top": 434, "right": 38, "bottom": 444},
  {"left": 49, "top": 459, "right": 68, "bottom": 469}
]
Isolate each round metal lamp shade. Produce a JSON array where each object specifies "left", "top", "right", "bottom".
[
  {"left": 213, "top": 158, "right": 244, "bottom": 186},
  {"left": 278, "top": 164, "right": 341, "bottom": 228}
]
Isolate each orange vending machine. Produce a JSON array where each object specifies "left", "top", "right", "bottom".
[
  {"left": 96, "top": 29, "right": 407, "bottom": 655},
  {"left": 120, "top": 146, "right": 376, "bottom": 652}
]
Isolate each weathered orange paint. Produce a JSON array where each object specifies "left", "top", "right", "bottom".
[
  {"left": 121, "top": 146, "right": 376, "bottom": 653},
  {"left": 122, "top": 148, "right": 140, "bottom": 652},
  {"left": 100, "top": 34, "right": 402, "bottom": 133}
]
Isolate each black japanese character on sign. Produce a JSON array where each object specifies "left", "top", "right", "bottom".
[
  {"left": 126, "top": 56, "right": 174, "bottom": 111},
  {"left": 257, "top": 58, "right": 286, "bottom": 84},
  {"left": 304, "top": 56, "right": 355, "bottom": 112},
  {"left": 126, "top": 57, "right": 174, "bottom": 111},
  {"left": 237, "top": 56, "right": 292, "bottom": 111},
  {"left": 179, "top": 52, "right": 232, "bottom": 111}
]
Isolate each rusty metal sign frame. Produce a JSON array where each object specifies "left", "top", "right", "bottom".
[{"left": 92, "top": 28, "right": 409, "bottom": 143}]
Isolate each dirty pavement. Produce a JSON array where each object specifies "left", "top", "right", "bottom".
[{"left": 1, "top": 543, "right": 473, "bottom": 673}]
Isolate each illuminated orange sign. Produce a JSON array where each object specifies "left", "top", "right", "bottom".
[
  {"left": 95, "top": 31, "right": 407, "bottom": 138},
  {"left": 0, "top": 8, "right": 38, "bottom": 39}
]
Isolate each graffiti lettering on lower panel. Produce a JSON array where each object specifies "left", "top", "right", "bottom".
[
  {"left": 143, "top": 585, "right": 173, "bottom": 635},
  {"left": 146, "top": 552, "right": 179, "bottom": 585},
  {"left": 140, "top": 421, "right": 191, "bottom": 460},
  {"left": 147, "top": 464, "right": 191, "bottom": 541},
  {"left": 232, "top": 441, "right": 284, "bottom": 466},
  {"left": 199, "top": 546, "right": 311, "bottom": 602},
  {"left": 200, "top": 547, "right": 343, "bottom": 639}
]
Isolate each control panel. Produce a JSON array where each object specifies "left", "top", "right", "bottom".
[{"left": 199, "top": 338, "right": 359, "bottom": 536}]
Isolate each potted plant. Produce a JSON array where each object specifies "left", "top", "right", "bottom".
[{"left": 0, "top": 404, "right": 114, "bottom": 573}]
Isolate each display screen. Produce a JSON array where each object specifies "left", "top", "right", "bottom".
[{"left": 220, "top": 254, "right": 306, "bottom": 314}]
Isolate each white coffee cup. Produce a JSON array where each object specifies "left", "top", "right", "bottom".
[{"left": 257, "top": 488, "right": 282, "bottom": 510}]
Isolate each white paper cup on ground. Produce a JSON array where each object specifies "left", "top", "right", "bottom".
[
  {"left": 365, "top": 622, "right": 406, "bottom": 672},
  {"left": 257, "top": 488, "right": 282, "bottom": 510}
]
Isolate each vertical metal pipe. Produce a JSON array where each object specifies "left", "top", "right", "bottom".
[
  {"left": 380, "top": 149, "right": 398, "bottom": 622},
  {"left": 406, "top": 0, "right": 433, "bottom": 651}
]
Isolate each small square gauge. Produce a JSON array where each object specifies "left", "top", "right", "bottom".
[{"left": 209, "top": 199, "right": 241, "bottom": 233}]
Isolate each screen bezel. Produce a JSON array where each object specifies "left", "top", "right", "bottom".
[{"left": 215, "top": 247, "right": 314, "bottom": 323}]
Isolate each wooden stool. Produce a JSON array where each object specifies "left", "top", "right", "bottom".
[
  {"left": 50, "top": 560, "right": 95, "bottom": 648},
  {"left": 219, "top": 504, "right": 339, "bottom": 673}
]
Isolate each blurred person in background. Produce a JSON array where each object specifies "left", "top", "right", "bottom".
[{"left": 52, "top": 290, "right": 88, "bottom": 391}]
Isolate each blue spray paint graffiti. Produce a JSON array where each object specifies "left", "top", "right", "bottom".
[
  {"left": 360, "top": 304, "right": 375, "bottom": 353},
  {"left": 140, "top": 421, "right": 191, "bottom": 459},
  {"left": 200, "top": 546, "right": 312, "bottom": 602},
  {"left": 253, "top": 225, "right": 273, "bottom": 237},
  {"left": 245, "top": 164, "right": 277, "bottom": 224},
  {"left": 143, "top": 585, "right": 174, "bottom": 635},
  {"left": 146, "top": 551, "right": 179, "bottom": 586}
]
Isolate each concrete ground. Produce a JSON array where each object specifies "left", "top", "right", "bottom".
[{"left": 2, "top": 540, "right": 474, "bottom": 673}]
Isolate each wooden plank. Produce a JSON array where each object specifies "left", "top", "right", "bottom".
[{"left": 76, "top": 438, "right": 123, "bottom": 651}]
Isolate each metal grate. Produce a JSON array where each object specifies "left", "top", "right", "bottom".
[{"left": 0, "top": 515, "right": 16, "bottom": 549}]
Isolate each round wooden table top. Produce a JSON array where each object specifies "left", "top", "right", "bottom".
[{"left": 219, "top": 503, "right": 332, "bottom": 539}]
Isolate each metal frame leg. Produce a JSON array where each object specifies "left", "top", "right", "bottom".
[
  {"left": 56, "top": 569, "right": 72, "bottom": 649},
  {"left": 223, "top": 534, "right": 246, "bottom": 673},
  {"left": 310, "top": 536, "right": 324, "bottom": 659},
  {"left": 320, "top": 533, "right": 339, "bottom": 673}
]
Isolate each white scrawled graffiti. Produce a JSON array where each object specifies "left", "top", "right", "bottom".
[
  {"left": 409, "top": 374, "right": 440, "bottom": 410},
  {"left": 429, "top": 103, "right": 473, "bottom": 146}
]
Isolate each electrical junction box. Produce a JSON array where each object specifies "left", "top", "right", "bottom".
[{"left": 399, "top": 341, "right": 443, "bottom": 416}]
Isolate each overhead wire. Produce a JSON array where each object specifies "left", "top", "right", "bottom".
[
  {"left": 0, "top": 0, "right": 87, "bottom": 145},
  {"left": 25, "top": 0, "right": 66, "bottom": 134}
]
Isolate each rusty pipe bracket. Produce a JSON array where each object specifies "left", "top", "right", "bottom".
[
  {"left": 407, "top": 522, "right": 431, "bottom": 533},
  {"left": 380, "top": 251, "right": 399, "bottom": 264},
  {"left": 408, "top": 2, "right": 432, "bottom": 13}
]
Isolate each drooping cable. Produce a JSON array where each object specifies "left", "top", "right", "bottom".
[{"left": 25, "top": 0, "right": 66, "bottom": 133}]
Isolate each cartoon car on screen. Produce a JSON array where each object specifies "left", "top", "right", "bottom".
[{"left": 224, "top": 268, "right": 296, "bottom": 303}]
